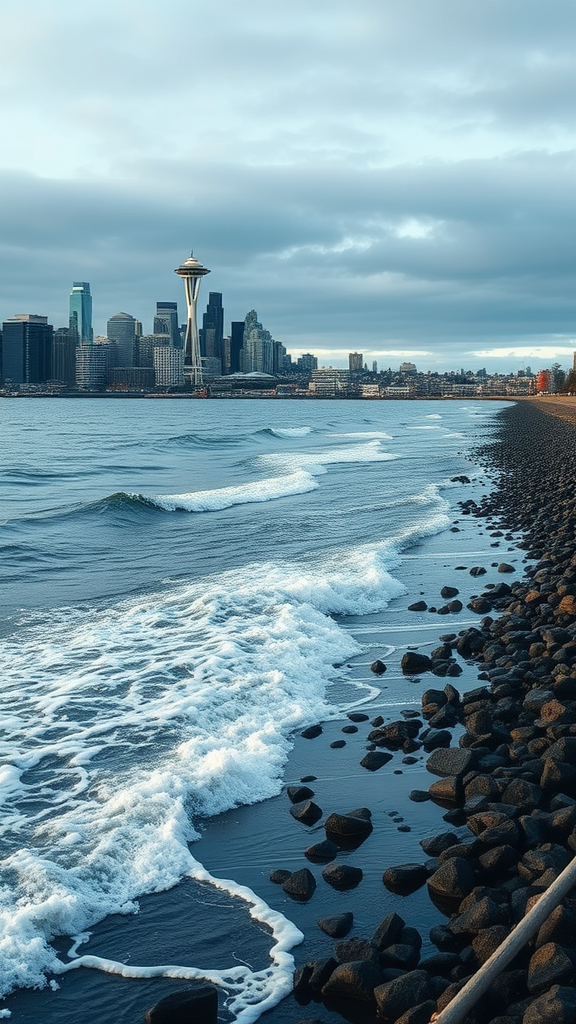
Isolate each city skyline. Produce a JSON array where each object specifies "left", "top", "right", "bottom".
[{"left": 0, "top": 1, "right": 573, "bottom": 373}]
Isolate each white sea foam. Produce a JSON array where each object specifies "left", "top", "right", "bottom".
[
  {"left": 147, "top": 469, "right": 318, "bottom": 513},
  {"left": 0, "top": 540, "right": 416, "bottom": 1002},
  {"left": 255, "top": 439, "right": 397, "bottom": 476},
  {"left": 424, "top": 414, "right": 442, "bottom": 419},
  {"left": 267, "top": 426, "right": 312, "bottom": 438},
  {"left": 327, "top": 431, "right": 393, "bottom": 439}
]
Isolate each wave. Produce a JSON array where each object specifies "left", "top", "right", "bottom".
[
  {"left": 255, "top": 439, "right": 397, "bottom": 476},
  {"left": 327, "top": 430, "right": 393, "bottom": 440},
  {"left": 165, "top": 432, "right": 246, "bottom": 448},
  {"left": 145, "top": 471, "right": 319, "bottom": 512},
  {"left": 256, "top": 426, "right": 314, "bottom": 438}
]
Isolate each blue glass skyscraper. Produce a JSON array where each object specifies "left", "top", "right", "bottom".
[{"left": 69, "top": 282, "right": 93, "bottom": 343}]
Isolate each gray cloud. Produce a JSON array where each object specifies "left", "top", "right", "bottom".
[{"left": 0, "top": 0, "right": 574, "bottom": 369}]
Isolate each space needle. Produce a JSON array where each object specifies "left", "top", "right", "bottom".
[{"left": 174, "top": 251, "right": 210, "bottom": 387}]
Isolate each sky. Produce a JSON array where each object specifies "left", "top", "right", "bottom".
[{"left": 0, "top": 0, "right": 574, "bottom": 371}]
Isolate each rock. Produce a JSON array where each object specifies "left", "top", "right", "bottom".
[
  {"left": 422, "top": 728, "right": 452, "bottom": 751},
  {"left": 401, "top": 651, "right": 433, "bottom": 674},
  {"left": 322, "top": 863, "right": 363, "bottom": 890},
  {"left": 441, "top": 586, "right": 460, "bottom": 598},
  {"left": 287, "top": 785, "right": 315, "bottom": 803},
  {"left": 382, "top": 863, "right": 429, "bottom": 895},
  {"left": 301, "top": 724, "right": 322, "bottom": 739},
  {"left": 558, "top": 594, "right": 576, "bottom": 615},
  {"left": 523, "top": 984, "right": 576, "bottom": 1024},
  {"left": 360, "top": 750, "right": 393, "bottom": 771},
  {"left": 379, "top": 943, "right": 420, "bottom": 970},
  {"left": 144, "top": 985, "right": 218, "bottom": 1024},
  {"left": 282, "top": 868, "right": 317, "bottom": 901},
  {"left": 322, "top": 959, "right": 383, "bottom": 1002},
  {"left": 408, "top": 601, "right": 428, "bottom": 612},
  {"left": 498, "top": 563, "right": 516, "bottom": 573},
  {"left": 325, "top": 811, "right": 373, "bottom": 842},
  {"left": 371, "top": 912, "right": 405, "bottom": 951},
  {"left": 427, "top": 747, "right": 475, "bottom": 778},
  {"left": 536, "top": 906, "right": 576, "bottom": 949},
  {"left": 394, "top": 1002, "right": 437, "bottom": 1024},
  {"left": 317, "top": 911, "right": 354, "bottom": 938},
  {"left": 290, "top": 800, "right": 323, "bottom": 825},
  {"left": 427, "top": 858, "right": 476, "bottom": 907},
  {"left": 470, "top": 566, "right": 487, "bottom": 576},
  {"left": 308, "top": 957, "right": 338, "bottom": 992},
  {"left": 330, "top": 739, "right": 346, "bottom": 748},
  {"left": 293, "top": 962, "right": 314, "bottom": 1001},
  {"left": 334, "top": 938, "right": 380, "bottom": 964},
  {"left": 450, "top": 897, "right": 509, "bottom": 936},
  {"left": 374, "top": 971, "right": 436, "bottom": 1021},
  {"left": 527, "top": 943, "right": 576, "bottom": 993},
  {"left": 304, "top": 839, "right": 339, "bottom": 863},
  {"left": 370, "top": 659, "right": 387, "bottom": 674},
  {"left": 270, "top": 868, "right": 292, "bottom": 884}
]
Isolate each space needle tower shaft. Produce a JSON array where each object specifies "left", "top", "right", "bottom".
[{"left": 174, "top": 252, "right": 210, "bottom": 387}]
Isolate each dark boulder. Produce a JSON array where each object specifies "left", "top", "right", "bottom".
[
  {"left": 408, "top": 601, "right": 428, "bottom": 612},
  {"left": 360, "top": 750, "right": 393, "bottom": 771},
  {"left": 523, "top": 984, "right": 576, "bottom": 1024},
  {"left": 401, "top": 651, "right": 433, "bottom": 674},
  {"left": 304, "top": 839, "right": 339, "bottom": 863},
  {"left": 287, "top": 785, "right": 315, "bottom": 804},
  {"left": 427, "top": 858, "right": 476, "bottom": 908},
  {"left": 527, "top": 943, "right": 576, "bottom": 994},
  {"left": 322, "top": 863, "right": 363, "bottom": 890},
  {"left": 290, "top": 800, "right": 323, "bottom": 825},
  {"left": 270, "top": 868, "right": 292, "bottom": 884},
  {"left": 374, "top": 970, "right": 435, "bottom": 1021},
  {"left": 371, "top": 912, "right": 405, "bottom": 951},
  {"left": 144, "top": 986, "right": 218, "bottom": 1024},
  {"left": 370, "top": 659, "right": 387, "bottom": 674},
  {"left": 322, "top": 959, "right": 383, "bottom": 1002},
  {"left": 317, "top": 911, "right": 354, "bottom": 938},
  {"left": 382, "top": 863, "right": 429, "bottom": 895},
  {"left": 334, "top": 938, "right": 380, "bottom": 964},
  {"left": 427, "top": 747, "right": 475, "bottom": 778},
  {"left": 325, "top": 811, "right": 373, "bottom": 843},
  {"left": 282, "top": 868, "right": 317, "bottom": 901},
  {"left": 301, "top": 724, "right": 322, "bottom": 739}
]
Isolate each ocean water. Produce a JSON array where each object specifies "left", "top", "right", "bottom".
[{"left": 0, "top": 397, "right": 507, "bottom": 1020}]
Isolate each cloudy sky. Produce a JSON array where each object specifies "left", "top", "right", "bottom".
[{"left": 0, "top": 0, "right": 574, "bottom": 371}]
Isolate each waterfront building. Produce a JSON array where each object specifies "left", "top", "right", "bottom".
[
  {"left": 108, "top": 366, "right": 155, "bottom": 390},
  {"left": 200, "top": 292, "right": 224, "bottom": 372},
  {"left": 372, "top": 360, "right": 378, "bottom": 374},
  {"left": 69, "top": 282, "right": 93, "bottom": 343},
  {"left": 242, "top": 310, "right": 275, "bottom": 374},
  {"left": 296, "top": 353, "right": 318, "bottom": 372},
  {"left": 153, "top": 302, "right": 180, "bottom": 347},
  {"left": 349, "top": 352, "right": 363, "bottom": 372},
  {"left": 75, "top": 343, "right": 110, "bottom": 390},
  {"left": 107, "top": 313, "right": 138, "bottom": 367},
  {"left": 154, "top": 346, "right": 185, "bottom": 387},
  {"left": 399, "top": 361, "right": 417, "bottom": 374},
  {"left": 309, "top": 367, "right": 350, "bottom": 396},
  {"left": 174, "top": 252, "right": 210, "bottom": 387},
  {"left": 52, "top": 326, "right": 79, "bottom": 385},
  {"left": 1, "top": 314, "right": 53, "bottom": 386},
  {"left": 138, "top": 334, "right": 170, "bottom": 367}
]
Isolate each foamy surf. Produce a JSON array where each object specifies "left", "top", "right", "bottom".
[{"left": 146, "top": 469, "right": 318, "bottom": 512}]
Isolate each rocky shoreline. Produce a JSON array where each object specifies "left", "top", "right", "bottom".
[{"left": 284, "top": 401, "right": 576, "bottom": 1024}]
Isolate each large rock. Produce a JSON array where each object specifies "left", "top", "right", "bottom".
[
  {"left": 325, "top": 811, "right": 373, "bottom": 842},
  {"left": 427, "top": 747, "right": 475, "bottom": 778},
  {"left": 401, "top": 652, "right": 433, "bottom": 674},
  {"left": 427, "top": 858, "right": 476, "bottom": 907},
  {"left": 144, "top": 986, "right": 218, "bottom": 1024},
  {"left": 382, "top": 863, "right": 428, "bottom": 895},
  {"left": 523, "top": 984, "right": 576, "bottom": 1024},
  {"left": 374, "top": 970, "right": 435, "bottom": 1021},
  {"left": 360, "top": 750, "right": 393, "bottom": 771},
  {"left": 304, "top": 839, "right": 339, "bottom": 863},
  {"left": 527, "top": 943, "right": 576, "bottom": 994},
  {"left": 290, "top": 800, "right": 323, "bottom": 825},
  {"left": 282, "top": 868, "right": 317, "bottom": 901},
  {"left": 317, "top": 912, "right": 354, "bottom": 938},
  {"left": 322, "top": 863, "right": 363, "bottom": 890},
  {"left": 322, "top": 960, "right": 383, "bottom": 1002},
  {"left": 371, "top": 911, "right": 405, "bottom": 951}
]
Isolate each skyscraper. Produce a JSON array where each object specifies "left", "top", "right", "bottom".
[
  {"left": 107, "top": 312, "right": 138, "bottom": 366},
  {"left": 349, "top": 352, "right": 363, "bottom": 372},
  {"left": 69, "top": 283, "right": 93, "bottom": 343},
  {"left": 53, "top": 326, "right": 79, "bottom": 385},
  {"left": 200, "top": 292, "right": 224, "bottom": 372},
  {"left": 229, "top": 322, "right": 245, "bottom": 374},
  {"left": 1, "top": 315, "right": 53, "bottom": 385},
  {"left": 242, "top": 310, "right": 274, "bottom": 374},
  {"left": 174, "top": 252, "right": 210, "bottom": 387},
  {"left": 153, "top": 302, "right": 180, "bottom": 347}
]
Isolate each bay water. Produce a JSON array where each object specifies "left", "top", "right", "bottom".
[{"left": 0, "top": 397, "right": 510, "bottom": 1021}]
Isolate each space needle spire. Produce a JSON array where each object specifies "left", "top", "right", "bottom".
[{"left": 174, "top": 251, "right": 210, "bottom": 387}]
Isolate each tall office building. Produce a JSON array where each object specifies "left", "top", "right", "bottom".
[
  {"left": 200, "top": 293, "right": 224, "bottom": 372},
  {"left": 153, "top": 302, "right": 180, "bottom": 347},
  {"left": 154, "top": 346, "right": 185, "bottom": 387},
  {"left": 242, "top": 310, "right": 274, "bottom": 374},
  {"left": 69, "top": 283, "right": 93, "bottom": 343},
  {"left": 1, "top": 315, "right": 53, "bottom": 385},
  {"left": 107, "top": 312, "right": 138, "bottom": 366},
  {"left": 349, "top": 352, "right": 363, "bottom": 372},
  {"left": 76, "top": 344, "right": 110, "bottom": 391},
  {"left": 53, "top": 326, "right": 79, "bottom": 385},
  {"left": 230, "top": 321, "right": 245, "bottom": 374}
]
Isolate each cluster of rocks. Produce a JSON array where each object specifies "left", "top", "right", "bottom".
[{"left": 290, "top": 403, "right": 576, "bottom": 1024}]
